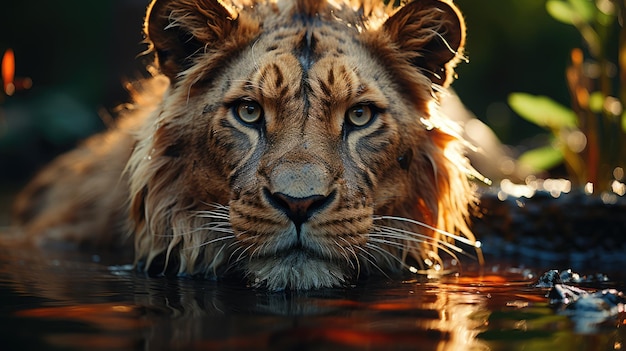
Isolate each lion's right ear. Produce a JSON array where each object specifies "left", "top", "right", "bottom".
[
  {"left": 145, "top": 0, "right": 239, "bottom": 81},
  {"left": 383, "top": 0, "right": 465, "bottom": 88}
]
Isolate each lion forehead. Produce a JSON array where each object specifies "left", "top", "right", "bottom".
[{"left": 226, "top": 23, "right": 389, "bottom": 120}]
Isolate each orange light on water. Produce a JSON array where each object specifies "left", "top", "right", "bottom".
[
  {"left": 454, "top": 275, "right": 509, "bottom": 284},
  {"left": 2, "top": 49, "right": 15, "bottom": 96},
  {"left": 15, "top": 303, "right": 146, "bottom": 331}
]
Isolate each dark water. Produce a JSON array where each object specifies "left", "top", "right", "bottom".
[{"left": 0, "top": 237, "right": 624, "bottom": 351}]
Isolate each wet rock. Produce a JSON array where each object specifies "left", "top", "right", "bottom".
[
  {"left": 535, "top": 269, "right": 561, "bottom": 288},
  {"left": 532, "top": 269, "right": 624, "bottom": 332},
  {"left": 474, "top": 188, "right": 626, "bottom": 267},
  {"left": 534, "top": 269, "right": 609, "bottom": 288},
  {"left": 550, "top": 285, "right": 624, "bottom": 315},
  {"left": 545, "top": 282, "right": 625, "bottom": 333}
]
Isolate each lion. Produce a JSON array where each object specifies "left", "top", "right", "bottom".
[{"left": 12, "top": 0, "right": 481, "bottom": 290}]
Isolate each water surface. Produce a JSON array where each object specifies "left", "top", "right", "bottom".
[{"left": 0, "top": 239, "right": 623, "bottom": 351}]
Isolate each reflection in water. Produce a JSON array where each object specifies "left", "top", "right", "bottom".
[{"left": 0, "top": 239, "right": 624, "bottom": 351}]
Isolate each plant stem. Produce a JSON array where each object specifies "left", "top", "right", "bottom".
[{"left": 618, "top": 0, "right": 626, "bottom": 174}]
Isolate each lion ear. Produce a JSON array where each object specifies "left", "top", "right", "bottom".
[
  {"left": 383, "top": 0, "right": 465, "bottom": 87},
  {"left": 145, "top": 0, "right": 238, "bottom": 80}
]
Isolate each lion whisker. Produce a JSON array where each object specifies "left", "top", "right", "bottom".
[
  {"left": 336, "top": 237, "right": 358, "bottom": 271},
  {"left": 369, "top": 230, "right": 468, "bottom": 264},
  {"left": 249, "top": 245, "right": 264, "bottom": 262},
  {"left": 195, "top": 208, "right": 230, "bottom": 217},
  {"left": 195, "top": 213, "right": 231, "bottom": 221},
  {"left": 209, "top": 243, "right": 228, "bottom": 274},
  {"left": 199, "top": 201, "right": 230, "bottom": 210},
  {"left": 179, "top": 234, "right": 235, "bottom": 251},
  {"left": 226, "top": 245, "right": 244, "bottom": 263},
  {"left": 230, "top": 242, "right": 255, "bottom": 265},
  {"left": 197, "top": 223, "right": 234, "bottom": 233},
  {"left": 355, "top": 244, "right": 394, "bottom": 279},
  {"left": 370, "top": 226, "right": 466, "bottom": 254},
  {"left": 373, "top": 215, "right": 481, "bottom": 249},
  {"left": 166, "top": 222, "right": 234, "bottom": 238},
  {"left": 361, "top": 239, "right": 403, "bottom": 269},
  {"left": 317, "top": 240, "right": 337, "bottom": 261},
  {"left": 367, "top": 236, "right": 413, "bottom": 250}
]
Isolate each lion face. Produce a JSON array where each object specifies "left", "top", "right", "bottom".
[
  {"left": 128, "top": 0, "right": 476, "bottom": 290},
  {"left": 222, "top": 39, "right": 399, "bottom": 288}
]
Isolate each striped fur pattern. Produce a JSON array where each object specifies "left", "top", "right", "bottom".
[{"left": 13, "top": 0, "right": 478, "bottom": 290}]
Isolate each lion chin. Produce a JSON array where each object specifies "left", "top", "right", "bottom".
[
  {"left": 12, "top": 0, "right": 481, "bottom": 291},
  {"left": 247, "top": 252, "right": 349, "bottom": 291}
]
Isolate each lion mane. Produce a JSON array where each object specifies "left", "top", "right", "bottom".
[{"left": 13, "top": 0, "right": 480, "bottom": 290}]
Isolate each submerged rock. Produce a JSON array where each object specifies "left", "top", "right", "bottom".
[{"left": 533, "top": 269, "right": 625, "bottom": 333}]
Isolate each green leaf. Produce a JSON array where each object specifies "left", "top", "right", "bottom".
[
  {"left": 508, "top": 93, "right": 578, "bottom": 130},
  {"left": 518, "top": 146, "right": 564, "bottom": 172},
  {"left": 596, "top": 8, "right": 616, "bottom": 26},
  {"left": 568, "top": 0, "right": 596, "bottom": 22},
  {"left": 546, "top": 1, "right": 577, "bottom": 25},
  {"left": 546, "top": 1, "right": 601, "bottom": 55}
]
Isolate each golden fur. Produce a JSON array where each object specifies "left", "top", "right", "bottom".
[{"left": 13, "top": 0, "right": 479, "bottom": 290}]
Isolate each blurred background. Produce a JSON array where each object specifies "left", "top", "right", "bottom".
[
  {"left": 0, "top": 0, "right": 150, "bottom": 185},
  {"left": 0, "top": 0, "right": 622, "bottom": 192}
]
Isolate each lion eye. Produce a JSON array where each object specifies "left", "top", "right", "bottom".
[
  {"left": 346, "top": 104, "right": 374, "bottom": 127},
  {"left": 235, "top": 101, "right": 263, "bottom": 124}
]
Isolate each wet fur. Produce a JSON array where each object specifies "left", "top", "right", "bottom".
[{"left": 13, "top": 0, "right": 479, "bottom": 290}]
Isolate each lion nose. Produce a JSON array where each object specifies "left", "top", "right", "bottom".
[{"left": 265, "top": 190, "right": 334, "bottom": 228}]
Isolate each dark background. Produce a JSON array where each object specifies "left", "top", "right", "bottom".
[{"left": 0, "top": 0, "right": 582, "bottom": 185}]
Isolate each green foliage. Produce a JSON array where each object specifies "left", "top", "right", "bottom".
[
  {"left": 517, "top": 145, "right": 565, "bottom": 172},
  {"left": 508, "top": 93, "right": 585, "bottom": 179},
  {"left": 509, "top": 0, "right": 626, "bottom": 193},
  {"left": 508, "top": 93, "right": 578, "bottom": 130},
  {"left": 546, "top": 0, "right": 594, "bottom": 24}
]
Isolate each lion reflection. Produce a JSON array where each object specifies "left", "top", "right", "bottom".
[{"left": 0, "top": 241, "right": 490, "bottom": 350}]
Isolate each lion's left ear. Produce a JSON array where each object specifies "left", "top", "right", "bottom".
[{"left": 383, "top": 0, "right": 465, "bottom": 87}]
